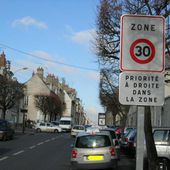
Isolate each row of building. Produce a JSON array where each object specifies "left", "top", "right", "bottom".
[
  {"left": 1, "top": 50, "right": 170, "bottom": 128},
  {"left": 0, "top": 51, "right": 91, "bottom": 125}
]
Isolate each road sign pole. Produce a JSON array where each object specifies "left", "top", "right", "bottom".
[{"left": 136, "top": 106, "right": 144, "bottom": 170}]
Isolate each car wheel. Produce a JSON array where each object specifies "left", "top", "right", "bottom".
[
  {"left": 54, "top": 129, "right": 58, "bottom": 133},
  {"left": 36, "top": 128, "right": 41, "bottom": 133},
  {"left": 10, "top": 134, "right": 14, "bottom": 140},
  {"left": 3, "top": 134, "right": 7, "bottom": 141},
  {"left": 158, "top": 158, "right": 170, "bottom": 170}
]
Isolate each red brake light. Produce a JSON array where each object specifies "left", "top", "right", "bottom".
[
  {"left": 125, "top": 137, "right": 128, "bottom": 142},
  {"left": 109, "top": 147, "right": 116, "bottom": 156},
  {"left": 71, "top": 149, "right": 78, "bottom": 158}
]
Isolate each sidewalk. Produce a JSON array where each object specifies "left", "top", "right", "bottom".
[{"left": 14, "top": 126, "right": 35, "bottom": 135}]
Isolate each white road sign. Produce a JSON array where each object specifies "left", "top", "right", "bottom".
[
  {"left": 98, "top": 113, "right": 106, "bottom": 126},
  {"left": 120, "top": 14, "right": 165, "bottom": 72},
  {"left": 119, "top": 72, "right": 164, "bottom": 106}
]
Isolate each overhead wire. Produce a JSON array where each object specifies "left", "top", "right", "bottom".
[{"left": 0, "top": 43, "right": 99, "bottom": 72}]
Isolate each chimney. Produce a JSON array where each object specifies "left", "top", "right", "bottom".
[
  {"left": 36, "top": 67, "right": 44, "bottom": 79},
  {"left": 0, "top": 51, "right": 6, "bottom": 68}
]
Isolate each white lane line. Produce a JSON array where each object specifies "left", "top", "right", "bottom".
[
  {"left": 45, "top": 139, "right": 50, "bottom": 143},
  {"left": 29, "top": 145, "right": 36, "bottom": 149},
  {"left": 13, "top": 150, "right": 24, "bottom": 156},
  {"left": 51, "top": 137, "right": 56, "bottom": 140},
  {"left": 37, "top": 142, "right": 44, "bottom": 145},
  {"left": 0, "top": 156, "right": 9, "bottom": 161}
]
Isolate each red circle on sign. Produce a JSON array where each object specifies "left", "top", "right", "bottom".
[{"left": 130, "top": 39, "right": 155, "bottom": 64}]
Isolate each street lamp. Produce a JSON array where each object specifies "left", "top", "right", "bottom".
[
  {"left": 13, "top": 67, "right": 28, "bottom": 74},
  {"left": 12, "top": 67, "right": 28, "bottom": 127}
]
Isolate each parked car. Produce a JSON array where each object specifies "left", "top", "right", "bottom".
[
  {"left": 85, "top": 126, "right": 100, "bottom": 133},
  {"left": 34, "top": 122, "right": 62, "bottom": 133},
  {"left": 100, "top": 128, "right": 119, "bottom": 146},
  {"left": 100, "top": 128, "right": 120, "bottom": 160},
  {"left": 120, "top": 128, "right": 137, "bottom": 154},
  {"left": 114, "top": 127, "right": 122, "bottom": 139},
  {"left": 70, "top": 131, "right": 118, "bottom": 170},
  {"left": 51, "top": 120, "right": 60, "bottom": 126},
  {"left": 71, "top": 125, "right": 86, "bottom": 137},
  {"left": 144, "top": 127, "right": 170, "bottom": 169},
  {"left": 123, "top": 127, "right": 135, "bottom": 136},
  {"left": 0, "top": 119, "right": 15, "bottom": 141},
  {"left": 126, "top": 129, "right": 137, "bottom": 156}
]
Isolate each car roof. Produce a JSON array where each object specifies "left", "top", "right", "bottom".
[
  {"left": 73, "top": 125, "right": 84, "bottom": 127},
  {"left": 101, "top": 128, "right": 116, "bottom": 132},
  {"left": 77, "top": 131, "right": 111, "bottom": 137}
]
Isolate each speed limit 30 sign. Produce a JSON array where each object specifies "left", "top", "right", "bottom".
[{"left": 120, "top": 15, "right": 165, "bottom": 72}]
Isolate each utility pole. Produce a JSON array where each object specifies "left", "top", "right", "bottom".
[{"left": 20, "top": 108, "right": 28, "bottom": 134}]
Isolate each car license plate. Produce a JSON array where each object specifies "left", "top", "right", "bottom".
[{"left": 87, "top": 155, "right": 104, "bottom": 161}]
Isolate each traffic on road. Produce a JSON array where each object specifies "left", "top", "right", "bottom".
[{"left": 0, "top": 123, "right": 136, "bottom": 170}]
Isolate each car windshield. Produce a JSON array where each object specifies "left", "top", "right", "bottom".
[
  {"left": 60, "top": 121, "right": 71, "bottom": 125},
  {"left": 73, "top": 126, "right": 84, "bottom": 130},
  {"left": 0, "top": 121, "right": 6, "bottom": 130},
  {"left": 75, "top": 135, "right": 111, "bottom": 148}
]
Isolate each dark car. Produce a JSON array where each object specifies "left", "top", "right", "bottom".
[
  {"left": 100, "top": 128, "right": 120, "bottom": 160},
  {"left": 0, "top": 119, "right": 15, "bottom": 141},
  {"left": 120, "top": 128, "right": 137, "bottom": 154}
]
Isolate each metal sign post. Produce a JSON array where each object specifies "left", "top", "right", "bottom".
[
  {"left": 119, "top": 14, "right": 165, "bottom": 170},
  {"left": 136, "top": 106, "right": 145, "bottom": 170}
]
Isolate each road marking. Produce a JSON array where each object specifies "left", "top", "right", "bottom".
[
  {"left": 37, "top": 142, "right": 44, "bottom": 145},
  {"left": 13, "top": 150, "right": 24, "bottom": 156},
  {"left": 0, "top": 156, "right": 9, "bottom": 161},
  {"left": 29, "top": 145, "right": 36, "bottom": 149},
  {"left": 45, "top": 139, "right": 50, "bottom": 143},
  {"left": 51, "top": 137, "right": 56, "bottom": 140}
]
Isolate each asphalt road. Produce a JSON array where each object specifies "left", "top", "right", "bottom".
[{"left": 0, "top": 132, "right": 135, "bottom": 170}]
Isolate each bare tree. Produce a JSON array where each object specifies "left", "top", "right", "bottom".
[
  {"left": 34, "top": 92, "right": 63, "bottom": 122},
  {"left": 95, "top": 0, "right": 170, "bottom": 170},
  {"left": 0, "top": 75, "right": 24, "bottom": 119},
  {"left": 100, "top": 68, "right": 129, "bottom": 126}
]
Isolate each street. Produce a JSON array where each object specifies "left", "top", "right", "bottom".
[{"left": 0, "top": 132, "right": 135, "bottom": 170}]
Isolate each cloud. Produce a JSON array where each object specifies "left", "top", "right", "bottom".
[
  {"left": 71, "top": 29, "right": 96, "bottom": 44},
  {"left": 12, "top": 16, "right": 48, "bottom": 29},
  {"left": 31, "top": 50, "right": 53, "bottom": 60}
]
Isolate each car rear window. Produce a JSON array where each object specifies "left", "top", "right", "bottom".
[
  {"left": 153, "top": 130, "right": 169, "bottom": 142},
  {"left": 75, "top": 135, "right": 111, "bottom": 148},
  {"left": 60, "top": 121, "right": 71, "bottom": 125},
  {"left": 73, "top": 126, "right": 84, "bottom": 130}
]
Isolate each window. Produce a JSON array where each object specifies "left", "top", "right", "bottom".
[
  {"left": 24, "top": 96, "right": 28, "bottom": 106},
  {"left": 154, "top": 130, "right": 169, "bottom": 142},
  {"left": 60, "top": 121, "right": 71, "bottom": 125},
  {"left": 76, "top": 135, "right": 111, "bottom": 148},
  {"left": 40, "top": 123, "right": 45, "bottom": 126}
]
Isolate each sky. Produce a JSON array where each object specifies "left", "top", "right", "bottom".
[{"left": 0, "top": 0, "right": 103, "bottom": 124}]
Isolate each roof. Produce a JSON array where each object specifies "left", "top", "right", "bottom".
[{"left": 77, "top": 131, "right": 110, "bottom": 137}]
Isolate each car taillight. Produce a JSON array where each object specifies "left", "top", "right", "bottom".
[
  {"left": 125, "top": 137, "right": 128, "bottom": 142},
  {"left": 71, "top": 149, "right": 78, "bottom": 158},
  {"left": 109, "top": 147, "right": 116, "bottom": 156}
]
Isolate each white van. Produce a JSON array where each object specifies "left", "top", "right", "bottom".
[{"left": 59, "top": 117, "right": 72, "bottom": 132}]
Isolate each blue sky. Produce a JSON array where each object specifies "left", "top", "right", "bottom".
[{"left": 0, "top": 0, "right": 103, "bottom": 123}]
